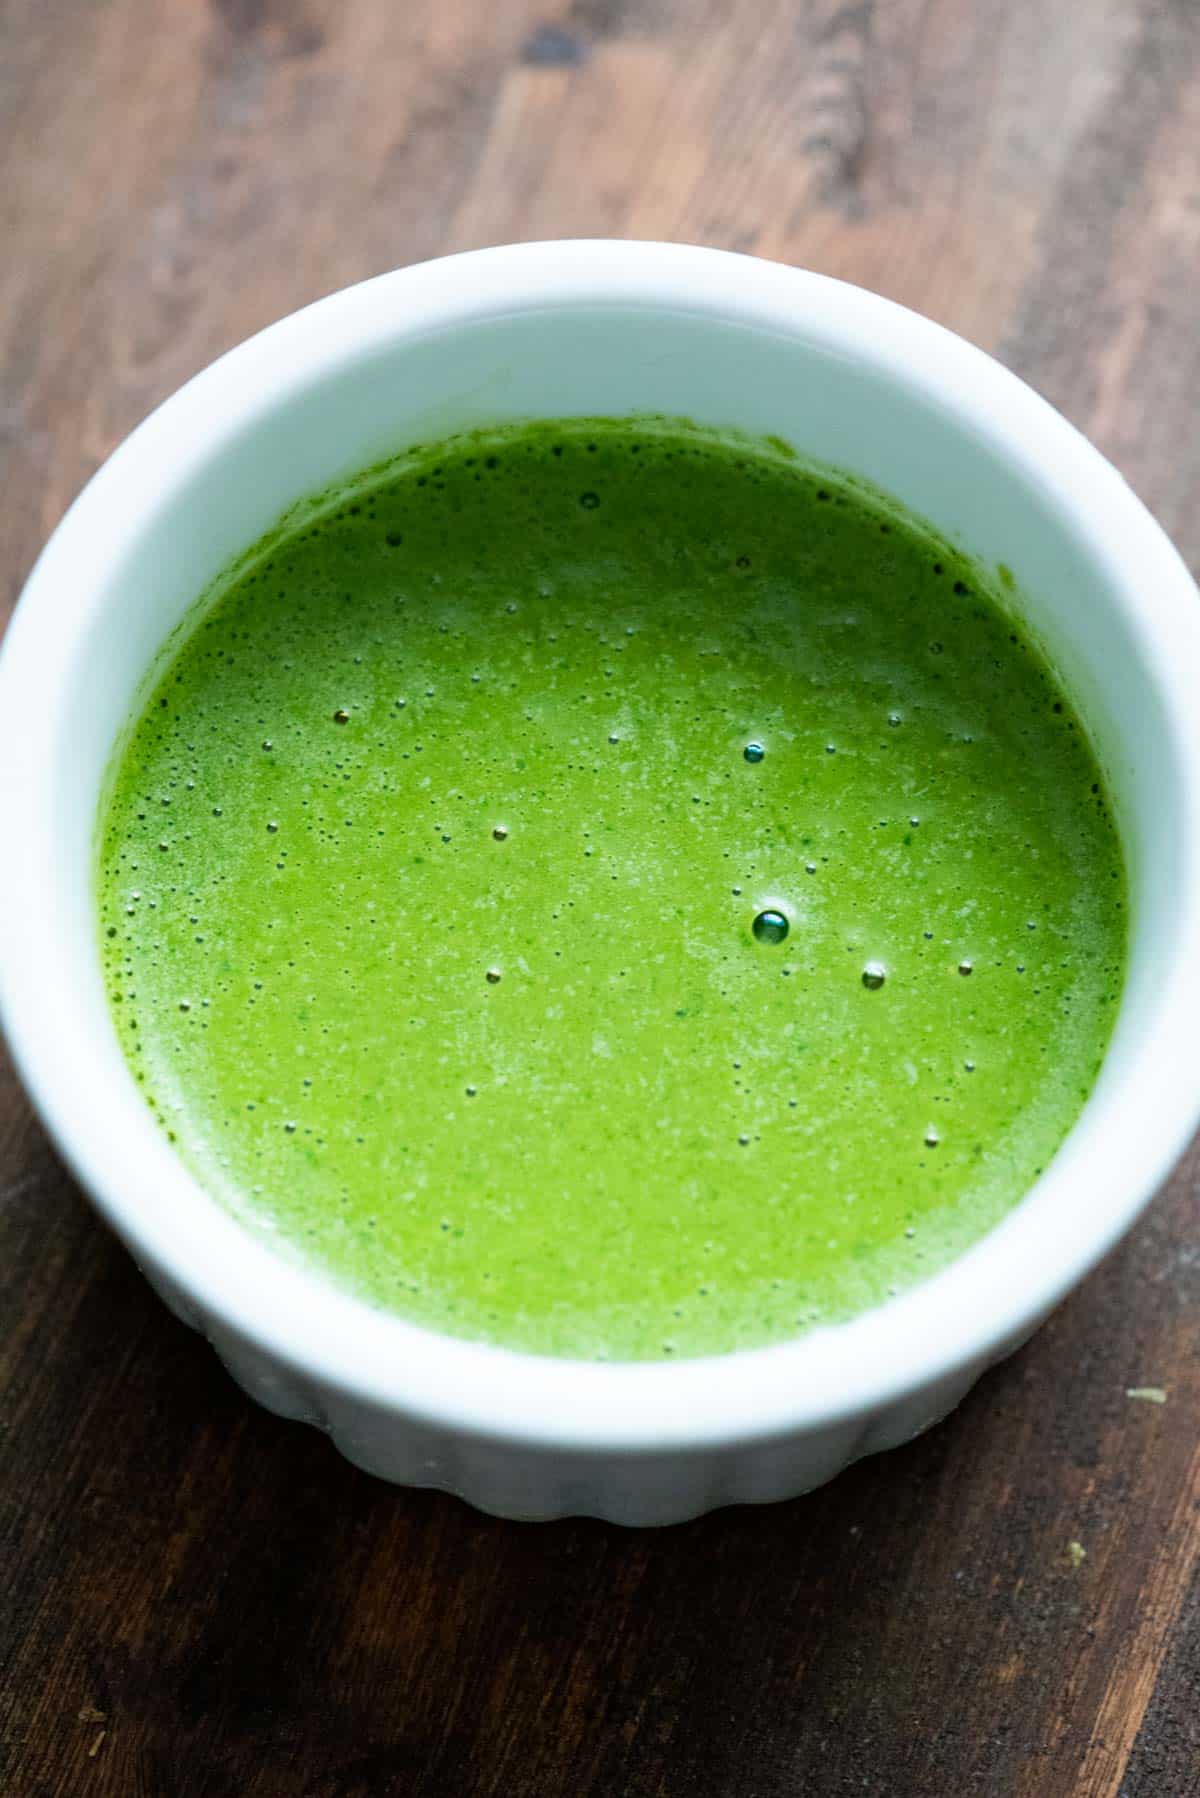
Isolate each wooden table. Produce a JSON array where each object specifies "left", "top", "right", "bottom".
[{"left": 3, "top": 3, "right": 1197, "bottom": 1793}]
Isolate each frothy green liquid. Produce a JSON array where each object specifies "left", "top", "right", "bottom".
[{"left": 99, "top": 420, "right": 1125, "bottom": 1359}]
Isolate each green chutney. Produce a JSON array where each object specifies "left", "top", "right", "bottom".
[{"left": 98, "top": 419, "right": 1126, "bottom": 1360}]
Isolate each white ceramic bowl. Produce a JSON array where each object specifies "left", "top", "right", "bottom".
[{"left": 2, "top": 242, "right": 1198, "bottom": 1525}]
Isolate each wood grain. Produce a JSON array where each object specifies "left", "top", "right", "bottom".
[{"left": 2, "top": 2, "right": 1198, "bottom": 1793}]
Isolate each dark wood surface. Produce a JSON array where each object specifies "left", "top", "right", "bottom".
[{"left": 3, "top": 3, "right": 1198, "bottom": 1793}]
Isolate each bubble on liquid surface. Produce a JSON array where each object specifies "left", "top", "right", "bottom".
[
  {"left": 752, "top": 909, "right": 789, "bottom": 946},
  {"left": 743, "top": 741, "right": 765, "bottom": 764},
  {"left": 862, "top": 960, "right": 887, "bottom": 990}
]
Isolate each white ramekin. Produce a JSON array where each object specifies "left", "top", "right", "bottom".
[{"left": 2, "top": 242, "right": 1198, "bottom": 1525}]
